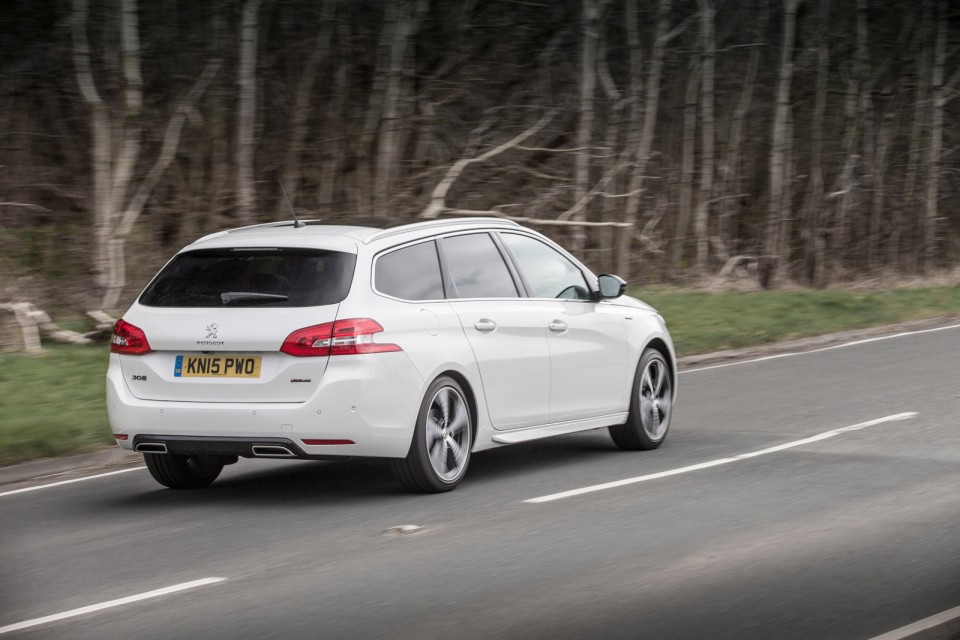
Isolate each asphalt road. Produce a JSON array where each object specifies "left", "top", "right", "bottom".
[{"left": 2, "top": 325, "right": 960, "bottom": 640}]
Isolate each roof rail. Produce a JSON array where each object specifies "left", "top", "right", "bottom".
[{"left": 363, "top": 217, "right": 521, "bottom": 244}]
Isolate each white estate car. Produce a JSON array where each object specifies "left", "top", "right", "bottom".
[{"left": 107, "top": 218, "right": 676, "bottom": 492}]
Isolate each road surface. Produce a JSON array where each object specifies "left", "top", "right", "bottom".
[{"left": 2, "top": 325, "right": 959, "bottom": 639}]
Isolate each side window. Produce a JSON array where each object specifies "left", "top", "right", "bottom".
[
  {"left": 501, "top": 233, "right": 591, "bottom": 300},
  {"left": 375, "top": 241, "right": 445, "bottom": 301},
  {"left": 442, "top": 233, "right": 519, "bottom": 298}
]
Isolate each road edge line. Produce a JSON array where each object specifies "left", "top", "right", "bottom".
[
  {"left": 0, "top": 466, "right": 145, "bottom": 499},
  {"left": 0, "top": 577, "right": 227, "bottom": 635}
]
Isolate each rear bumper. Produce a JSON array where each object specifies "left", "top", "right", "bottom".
[
  {"left": 132, "top": 435, "right": 311, "bottom": 459},
  {"left": 107, "top": 351, "right": 424, "bottom": 459}
]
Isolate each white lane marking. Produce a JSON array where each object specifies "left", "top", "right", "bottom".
[
  {"left": 0, "top": 577, "right": 227, "bottom": 636},
  {"left": 0, "top": 466, "right": 145, "bottom": 499},
  {"left": 524, "top": 412, "right": 917, "bottom": 504},
  {"left": 869, "top": 604, "right": 960, "bottom": 640},
  {"left": 682, "top": 323, "right": 960, "bottom": 374}
]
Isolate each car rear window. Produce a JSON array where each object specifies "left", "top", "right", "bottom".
[{"left": 139, "top": 247, "right": 357, "bottom": 308}]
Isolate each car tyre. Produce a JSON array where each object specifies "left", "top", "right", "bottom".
[
  {"left": 143, "top": 453, "right": 223, "bottom": 489},
  {"left": 393, "top": 376, "right": 473, "bottom": 493},
  {"left": 609, "top": 348, "right": 673, "bottom": 451}
]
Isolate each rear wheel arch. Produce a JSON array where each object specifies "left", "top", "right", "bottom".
[
  {"left": 435, "top": 369, "right": 479, "bottom": 448},
  {"left": 392, "top": 373, "right": 474, "bottom": 492}
]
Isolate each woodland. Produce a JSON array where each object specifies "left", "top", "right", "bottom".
[{"left": 2, "top": 0, "right": 960, "bottom": 316}]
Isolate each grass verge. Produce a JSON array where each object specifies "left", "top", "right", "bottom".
[
  {"left": 0, "top": 344, "right": 112, "bottom": 466},
  {"left": 635, "top": 285, "right": 960, "bottom": 356},
  {"left": 1, "top": 285, "right": 958, "bottom": 466}
]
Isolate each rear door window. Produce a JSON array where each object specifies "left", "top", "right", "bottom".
[
  {"left": 442, "top": 233, "right": 519, "bottom": 298},
  {"left": 139, "top": 247, "right": 356, "bottom": 307},
  {"left": 375, "top": 241, "right": 445, "bottom": 301}
]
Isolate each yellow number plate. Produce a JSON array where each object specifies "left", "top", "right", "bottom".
[{"left": 174, "top": 355, "right": 262, "bottom": 378}]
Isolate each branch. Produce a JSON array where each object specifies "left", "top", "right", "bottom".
[
  {"left": 117, "top": 59, "right": 222, "bottom": 238},
  {"left": 70, "top": 0, "right": 102, "bottom": 107},
  {"left": 0, "top": 202, "right": 51, "bottom": 212},
  {"left": 659, "top": 13, "right": 697, "bottom": 45},
  {"left": 442, "top": 209, "right": 632, "bottom": 228},
  {"left": 419, "top": 109, "right": 557, "bottom": 218}
]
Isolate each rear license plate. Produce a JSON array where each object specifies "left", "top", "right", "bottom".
[{"left": 174, "top": 355, "right": 262, "bottom": 378}]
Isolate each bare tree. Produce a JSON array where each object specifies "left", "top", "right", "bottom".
[
  {"left": 694, "top": 0, "right": 715, "bottom": 270},
  {"left": 719, "top": 1, "right": 767, "bottom": 262},
  {"left": 571, "top": 0, "right": 602, "bottom": 254},
  {"left": 276, "top": 1, "right": 338, "bottom": 216},
  {"left": 674, "top": 62, "right": 700, "bottom": 271},
  {"left": 72, "top": 0, "right": 219, "bottom": 311},
  {"left": 923, "top": 0, "right": 960, "bottom": 271},
  {"left": 762, "top": 0, "right": 801, "bottom": 287},
  {"left": 616, "top": 0, "right": 682, "bottom": 279},
  {"left": 805, "top": 0, "right": 830, "bottom": 286},
  {"left": 374, "top": 0, "right": 429, "bottom": 217},
  {"left": 235, "top": 0, "right": 261, "bottom": 226}
]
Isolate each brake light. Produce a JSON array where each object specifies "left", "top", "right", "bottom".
[
  {"left": 280, "top": 318, "right": 401, "bottom": 357},
  {"left": 111, "top": 319, "right": 152, "bottom": 355}
]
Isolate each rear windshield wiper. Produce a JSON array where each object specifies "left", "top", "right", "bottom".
[{"left": 220, "top": 292, "right": 289, "bottom": 305}]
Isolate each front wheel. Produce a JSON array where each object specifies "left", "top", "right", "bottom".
[
  {"left": 392, "top": 376, "right": 473, "bottom": 493},
  {"left": 143, "top": 453, "right": 223, "bottom": 489},
  {"left": 609, "top": 348, "right": 673, "bottom": 451}
]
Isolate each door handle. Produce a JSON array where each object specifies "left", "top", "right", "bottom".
[
  {"left": 474, "top": 319, "right": 497, "bottom": 333},
  {"left": 548, "top": 320, "right": 568, "bottom": 333}
]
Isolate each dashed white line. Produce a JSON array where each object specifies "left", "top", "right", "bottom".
[
  {"left": 869, "top": 603, "right": 960, "bottom": 639},
  {"left": 681, "top": 323, "right": 960, "bottom": 374},
  {"left": 0, "top": 577, "right": 227, "bottom": 635},
  {"left": 524, "top": 412, "right": 918, "bottom": 504},
  {"left": 0, "top": 466, "right": 145, "bottom": 499}
]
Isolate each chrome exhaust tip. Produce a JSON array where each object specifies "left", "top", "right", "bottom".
[
  {"left": 135, "top": 442, "right": 168, "bottom": 454},
  {"left": 251, "top": 444, "right": 297, "bottom": 458}
]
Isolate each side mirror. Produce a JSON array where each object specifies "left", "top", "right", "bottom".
[{"left": 597, "top": 274, "right": 627, "bottom": 299}]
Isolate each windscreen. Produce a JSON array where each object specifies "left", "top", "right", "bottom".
[{"left": 139, "top": 247, "right": 357, "bottom": 308}]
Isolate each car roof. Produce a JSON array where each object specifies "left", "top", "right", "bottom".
[{"left": 187, "top": 217, "right": 524, "bottom": 252}]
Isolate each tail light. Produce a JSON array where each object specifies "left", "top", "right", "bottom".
[
  {"left": 111, "top": 319, "right": 152, "bottom": 355},
  {"left": 280, "top": 318, "right": 401, "bottom": 357}
]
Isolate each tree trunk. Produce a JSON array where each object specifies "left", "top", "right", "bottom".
[
  {"left": 674, "top": 63, "right": 700, "bottom": 272},
  {"left": 235, "top": 0, "right": 261, "bottom": 226},
  {"left": 73, "top": 0, "right": 219, "bottom": 312},
  {"left": 763, "top": 0, "right": 801, "bottom": 286},
  {"left": 597, "top": 16, "right": 625, "bottom": 274},
  {"left": 374, "top": 0, "right": 425, "bottom": 217},
  {"left": 831, "top": 0, "right": 868, "bottom": 274},
  {"left": 71, "top": 0, "right": 114, "bottom": 300},
  {"left": 617, "top": 0, "right": 672, "bottom": 280},
  {"left": 719, "top": 0, "right": 767, "bottom": 259},
  {"left": 694, "top": 0, "right": 715, "bottom": 270},
  {"left": 924, "top": 0, "right": 946, "bottom": 272},
  {"left": 572, "top": 0, "right": 600, "bottom": 255},
  {"left": 277, "top": 0, "right": 337, "bottom": 217},
  {"left": 900, "top": 0, "right": 932, "bottom": 271},
  {"left": 806, "top": 0, "right": 830, "bottom": 287}
]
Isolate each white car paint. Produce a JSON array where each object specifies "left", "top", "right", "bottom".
[{"left": 107, "top": 218, "right": 676, "bottom": 488}]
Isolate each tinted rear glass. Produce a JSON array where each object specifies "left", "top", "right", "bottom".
[
  {"left": 139, "top": 248, "right": 357, "bottom": 307},
  {"left": 443, "top": 233, "right": 518, "bottom": 298},
  {"left": 375, "top": 241, "right": 445, "bottom": 300}
]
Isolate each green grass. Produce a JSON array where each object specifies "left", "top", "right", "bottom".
[
  {"left": 1, "top": 285, "right": 959, "bottom": 466},
  {"left": 0, "top": 344, "right": 112, "bottom": 466},
  {"left": 634, "top": 285, "right": 960, "bottom": 356}
]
